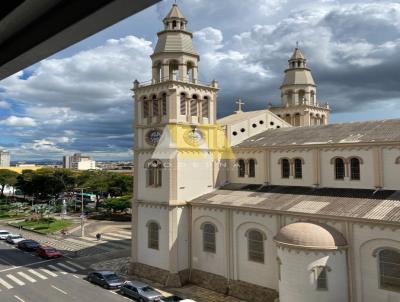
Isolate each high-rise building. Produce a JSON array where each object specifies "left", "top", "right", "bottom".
[
  {"left": 0, "top": 151, "right": 10, "bottom": 167},
  {"left": 63, "top": 153, "right": 96, "bottom": 170}
]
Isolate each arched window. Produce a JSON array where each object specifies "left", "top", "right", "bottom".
[
  {"left": 334, "top": 158, "right": 345, "bottom": 180},
  {"left": 162, "top": 93, "right": 167, "bottom": 116},
  {"left": 310, "top": 90, "right": 315, "bottom": 104},
  {"left": 152, "top": 95, "right": 159, "bottom": 117},
  {"left": 238, "top": 159, "right": 245, "bottom": 177},
  {"left": 146, "top": 160, "right": 163, "bottom": 187},
  {"left": 313, "top": 266, "right": 329, "bottom": 290},
  {"left": 190, "top": 95, "right": 198, "bottom": 116},
  {"left": 298, "top": 90, "right": 306, "bottom": 104},
  {"left": 247, "top": 229, "right": 265, "bottom": 263},
  {"left": 277, "top": 257, "right": 282, "bottom": 281},
  {"left": 202, "top": 96, "right": 209, "bottom": 118},
  {"left": 180, "top": 93, "right": 186, "bottom": 115},
  {"left": 350, "top": 157, "right": 360, "bottom": 180},
  {"left": 147, "top": 221, "right": 160, "bottom": 250},
  {"left": 143, "top": 97, "right": 149, "bottom": 118},
  {"left": 378, "top": 249, "right": 400, "bottom": 290},
  {"left": 287, "top": 90, "right": 293, "bottom": 105},
  {"left": 169, "top": 60, "right": 179, "bottom": 80},
  {"left": 281, "top": 158, "right": 290, "bottom": 179},
  {"left": 172, "top": 20, "right": 177, "bottom": 29},
  {"left": 202, "top": 223, "right": 216, "bottom": 253},
  {"left": 294, "top": 158, "right": 303, "bottom": 179},
  {"left": 248, "top": 159, "right": 256, "bottom": 178}
]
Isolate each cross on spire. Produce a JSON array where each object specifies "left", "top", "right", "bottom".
[{"left": 235, "top": 99, "right": 244, "bottom": 112}]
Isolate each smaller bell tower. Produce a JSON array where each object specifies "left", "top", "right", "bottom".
[{"left": 270, "top": 47, "right": 330, "bottom": 127}]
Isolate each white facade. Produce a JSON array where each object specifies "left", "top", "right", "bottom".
[
  {"left": 0, "top": 150, "right": 10, "bottom": 167},
  {"left": 63, "top": 153, "right": 96, "bottom": 170},
  {"left": 131, "top": 4, "right": 400, "bottom": 302}
]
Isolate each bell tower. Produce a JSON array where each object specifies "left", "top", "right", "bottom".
[
  {"left": 270, "top": 47, "right": 330, "bottom": 126},
  {"left": 130, "top": 4, "right": 221, "bottom": 287}
]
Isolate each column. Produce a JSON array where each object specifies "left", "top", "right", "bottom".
[
  {"left": 179, "top": 64, "right": 187, "bottom": 82},
  {"left": 161, "top": 64, "right": 169, "bottom": 82},
  {"left": 373, "top": 147, "right": 383, "bottom": 188},
  {"left": 192, "top": 66, "right": 198, "bottom": 84}
]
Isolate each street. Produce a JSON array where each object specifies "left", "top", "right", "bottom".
[{"left": 0, "top": 240, "right": 129, "bottom": 302}]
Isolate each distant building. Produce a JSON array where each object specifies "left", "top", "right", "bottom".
[
  {"left": 0, "top": 151, "right": 10, "bottom": 167},
  {"left": 63, "top": 153, "right": 96, "bottom": 170}
]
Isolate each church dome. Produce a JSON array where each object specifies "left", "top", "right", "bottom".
[{"left": 274, "top": 222, "right": 347, "bottom": 250}]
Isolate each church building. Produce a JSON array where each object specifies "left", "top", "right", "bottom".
[{"left": 130, "top": 4, "right": 400, "bottom": 302}]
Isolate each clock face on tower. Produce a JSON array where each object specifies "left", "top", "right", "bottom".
[
  {"left": 146, "top": 129, "right": 162, "bottom": 146},
  {"left": 184, "top": 128, "right": 204, "bottom": 146}
]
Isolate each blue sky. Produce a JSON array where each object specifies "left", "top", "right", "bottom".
[{"left": 1, "top": 0, "right": 400, "bottom": 161}]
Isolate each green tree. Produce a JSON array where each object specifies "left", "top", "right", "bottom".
[
  {"left": 0, "top": 169, "right": 18, "bottom": 197},
  {"left": 78, "top": 170, "right": 110, "bottom": 209},
  {"left": 108, "top": 173, "right": 133, "bottom": 197},
  {"left": 102, "top": 195, "right": 132, "bottom": 213}
]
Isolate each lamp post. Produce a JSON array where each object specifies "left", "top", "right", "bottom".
[{"left": 76, "top": 187, "right": 88, "bottom": 237}]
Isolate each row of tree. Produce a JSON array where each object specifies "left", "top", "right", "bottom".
[{"left": 0, "top": 168, "right": 132, "bottom": 208}]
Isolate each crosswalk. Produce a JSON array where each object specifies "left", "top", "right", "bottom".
[
  {"left": 0, "top": 261, "right": 85, "bottom": 291},
  {"left": 0, "top": 226, "right": 132, "bottom": 258}
]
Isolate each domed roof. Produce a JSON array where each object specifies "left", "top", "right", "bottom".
[{"left": 274, "top": 222, "right": 347, "bottom": 250}]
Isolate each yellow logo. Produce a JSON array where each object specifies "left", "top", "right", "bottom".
[{"left": 152, "top": 124, "right": 235, "bottom": 160}]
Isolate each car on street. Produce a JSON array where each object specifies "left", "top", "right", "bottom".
[
  {"left": 0, "top": 230, "right": 10, "bottom": 240},
  {"left": 87, "top": 271, "right": 124, "bottom": 289},
  {"left": 160, "top": 296, "right": 197, "bottom": 302},
  {"left": 120, "top": 281, "right": 163, "bottom": 301},
  {"left": 17, "top": 239, "right": 40, "bottom": 251},
  {"left": 37, "top": 246, "right": 62, "bottom": 259},
  {"left": 5, "top": 234, "right": 25, "bottom": 244}
]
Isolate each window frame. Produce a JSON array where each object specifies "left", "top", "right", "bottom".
[
  {"left": 201, "top": 223, "right": 217, "bottom": 253},
  {"left": 312, "top": 266, "right": 330, "bottom": 291},
  {"left": 246, "top": 229, "right": 265, "bottom": 264},
  {"left": 281, "top": 158, "right": 290, "bottom": 179},
  {"left": 334, "top": 158, "right": 345, "bottom": 180},
  {"left": 248, "top": 159, "right": 256, "bottom": 178},
  {"left": 145, "top": 160, "right": 163, "bottom": 188},
  {"left": 238, "top": 159, "right": 245, "bottom": 178},
  {"left": 350, "top": 157, "right": 361, "bottom": 180},
  {"left": 147, "top": 221, "right": 160, "bottom": 250},
  {"left": 376, "top": 248, "right": 400, "bottom": 291},
  {"left": 294, "top": 158, "right": 303, "bottom": 179}
]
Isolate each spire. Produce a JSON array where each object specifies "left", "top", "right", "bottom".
[
  {"left": 164, "top": 4, "right": 186, "bottom": 20},
  {"left": 290, "top": 47, "right": 305, "bottom": 60}
]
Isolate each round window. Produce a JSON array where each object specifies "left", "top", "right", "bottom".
[{"left": 232, "top": 131, "right": 238, "bottom": 136}]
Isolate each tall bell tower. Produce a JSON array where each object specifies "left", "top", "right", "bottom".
[
  {"left": 130, "top": 4, "right": 221, "bottom": 287},
  {"left": 270, "top": 47, "right": 330, "bottom": 126}
]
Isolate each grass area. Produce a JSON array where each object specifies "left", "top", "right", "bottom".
[
  {"left": 12, "top": 219, "right": 73, "bottom": 234},
  {"left": 0, "top": 211, "right": 29, "bottom": 220}
]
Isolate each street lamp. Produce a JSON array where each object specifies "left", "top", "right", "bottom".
[{"left": 75, "top": 187, "right": 89, "bottom": 237}]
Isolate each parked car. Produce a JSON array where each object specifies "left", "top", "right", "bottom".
[
  {"left": 37, "top": 246, "right": 62, "bottom": 259},
  {"left": 17, "top": 240, "right": 40, "bottom": 251},
  {"left": 0, "top": 230, "right": 10, "bottom": 240},
  {"left": 87, "top": 271, "right": 123, "bottom": 289},
  {"left": 120, "top": 281, "right": 163, "bottom": 301},
  {"left": 6, "top": 234, "right": 25, "bottom": 244},
  {"left": 160, "top": 296, "right": 197, "bottom": 302}
]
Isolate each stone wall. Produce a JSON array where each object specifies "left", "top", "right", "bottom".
[
  {"left": 230, "top": 280, "right": 278, "bottom": 302},
  {"left": 129, "top": 262, "right": 169, "bottom": 284},
  {"left": 190, "top": 269, "right": 278, "bottom": 302},
  {"left": 190, "top": 269, "right": 229, "bottom": 294}
]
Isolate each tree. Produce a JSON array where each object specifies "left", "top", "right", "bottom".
[
  {"left": 108, "top": 173, "right": 133, "bottom": 197},
  {"left": 78, "top": 171, "right": 110, "bottom": 209},
  {"left": 0, "top": 169, "right": 18, "bottom": 197},
  {"left": 102, "top": 195, "right": 132, "bottom": 214}
]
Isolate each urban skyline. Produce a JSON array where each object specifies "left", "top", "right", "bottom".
[{"left": 1, "top": 0, "right": 400, "bottom": 161}]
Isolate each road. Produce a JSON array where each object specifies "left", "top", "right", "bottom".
[{"left": 0, "top": 240, "right": 129, "bottom": 302}]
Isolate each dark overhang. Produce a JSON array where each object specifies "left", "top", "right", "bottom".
[{"left": 0, "top": 0, "right": 160, "bottom": 80}]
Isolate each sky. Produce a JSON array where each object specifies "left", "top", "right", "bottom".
[{"left": 1, "top": 0, "right": 400, "bottom": 161}]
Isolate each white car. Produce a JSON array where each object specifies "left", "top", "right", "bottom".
[
  {"left": 6, "top": 234, "right": 25, "bottom": 244},
  {"left": 0, "top": 230, "right": 10, "bottom": 240}
]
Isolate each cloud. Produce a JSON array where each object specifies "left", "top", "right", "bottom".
[
  {"left": 0, "top": 100, "right": 9, "bottom": 109},
  {"left": 0, "top": 116, "right": 37, "bottom": 127},
  {"left": 1, "top": 0, "right": 400, "bottom": 160}
]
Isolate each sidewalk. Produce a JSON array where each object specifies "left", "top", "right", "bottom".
[{"left": 91, "top": 257, "right": 245, "bottom": 302}]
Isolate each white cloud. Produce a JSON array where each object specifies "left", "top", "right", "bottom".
[
  {"left": 0, "top": 116, "right": 37, "bottom": 127},
  {"left": 0, "top": 100, "right": 9, "bottom": 109}
]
